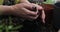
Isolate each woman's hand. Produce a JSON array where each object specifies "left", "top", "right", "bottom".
[{"left": 11, "top": 3, "right": 43, "bottom": 19}]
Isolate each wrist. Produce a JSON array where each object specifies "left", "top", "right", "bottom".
[{"left": 10, "top": 5, "right": 19, "bottom": 15}]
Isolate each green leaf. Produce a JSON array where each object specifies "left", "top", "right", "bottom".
[
  {"left": 11, "top": 25, "right": 23, "bottom": 30},
  {"left": 8, "top": 25, "right": 13, "bottom": 30}
]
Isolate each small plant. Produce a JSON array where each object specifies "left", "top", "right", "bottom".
[{"left": 0, "top": 16, "right": 23, "bottom": 32}]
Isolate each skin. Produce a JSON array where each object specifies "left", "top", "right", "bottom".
[{"left": 0, "top": 0, "right": 43, "bottom": 19}]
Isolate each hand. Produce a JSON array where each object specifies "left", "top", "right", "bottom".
[{"left": 11, "top": 3, "right": 43, "bottom": 20}]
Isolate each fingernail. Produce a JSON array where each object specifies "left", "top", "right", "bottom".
[{"left": 32, "top": 7, "right": 37, "bottom": 12}]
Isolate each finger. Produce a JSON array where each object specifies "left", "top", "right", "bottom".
[
  {"left": 31, "top": 3, "right": 43, "bottom": 10},
  {"left": 23, "top": 3, "right": 33, "bottom": 10},
  {"left": 19, "top": 14, "right": 39, "bottom": 20},
  {"left": 22, "top": 8, "right": 38, "bottom": 16},
  {"left": 27, "top": 15, "right": 39, "bottom": 20},
  {"left": 23, "top": 15, "right": 39, "bottom": 20}
]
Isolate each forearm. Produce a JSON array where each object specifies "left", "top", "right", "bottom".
[{"left": 0, "top": 5, "right": 13, "bottom": 15}]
